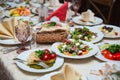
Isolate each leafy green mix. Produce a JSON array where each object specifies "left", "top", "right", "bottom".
[
  {"left": 35, "top": 50, "right": 45, "bottom": 58},
  {"left": 47, "top": 22, "right": 56, "bottom": 27},
  {"left": 58, "top": 39, "right": 92, "bottom": 56},
  {"left": 71, "top": 27, "right": 97, "bottom": 42},
  {"left": 100, "top": 44, "right": 120, "bottom": 53},
  {"left": 107, "top": 44, "right": 120, "bottom": 53}
]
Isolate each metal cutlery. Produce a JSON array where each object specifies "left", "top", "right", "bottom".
[{"left": 13, "top": 58, "right": 50, "bottom": 69}]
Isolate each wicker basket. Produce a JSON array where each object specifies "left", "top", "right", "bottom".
[{"left": 36, "top": 30, "right": 69, "bottom": 43}]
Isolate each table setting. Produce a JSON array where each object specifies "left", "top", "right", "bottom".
[{"left": 0, "top": 0, "right": 120, "bottom": 80}]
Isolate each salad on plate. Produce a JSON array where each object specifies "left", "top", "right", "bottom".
[
  {"left": 69, "top": 26, "right": 104, "bottom": 43},
  {"left": 95, "top": 43, "right": 120, "bottom": 62},
  {"left": 51, "top": 39, "right": 98, "bottom": 59},
  {"left": 70, "top": 27, "right": 97, "bottom": 42}
]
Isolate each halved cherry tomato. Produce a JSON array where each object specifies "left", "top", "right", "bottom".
[
  {"left": 41, "top": 53, "right": 51, "bottom": 61},
  {"left": 44, "top": 49, "right": 50, "bottom": 54},
  {"left": 56, "top": 23, "right": 62, "bottom": 27},
  {"left": 112, "top": 52, "right": 120, "bottom": 60},
  {"left": 50, "top": 53, "right": 57, "bottom": 59},
  {"left": 101, "top": 50, "right": 110, "bottom": 55},
  {"left": 101, "top": 50, "right": 113, "bottom": 60}
]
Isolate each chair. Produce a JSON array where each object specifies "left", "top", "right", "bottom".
[{"left": 88, "top": 0, "right": 116, "bottom": 23}]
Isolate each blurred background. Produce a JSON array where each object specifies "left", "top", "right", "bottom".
[{"left": 59, "top": 0, "right": 120, "bottom": 26}]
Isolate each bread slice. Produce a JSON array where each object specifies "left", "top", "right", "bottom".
[
  {"left": 51, "top": 73, "right": 64, "bottom": 80},
  {"left": 63, "top": 64, "right": 81, "bottom": 80}
]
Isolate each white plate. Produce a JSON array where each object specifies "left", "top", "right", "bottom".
[
  {"left": 87, "top": 62, "right": 120, "bottom": 80},
  {"left": 36, "top": 71, "right": 87, "bottom": 80},
  {"left": 72, "top": 16, "right": 103, "bottom": 26},
  {"left": 95, "top": 24, "right": 120, "bottom": 38},
  {"left": 51, "top": 41, "right": 99, "bottom": 59},
  {"left": 0, "top": 36, "right": 31, "bottom": 45},
  {"left": 0, "top": 39, "right": 21, "bottom": 45},
  {"left": 69, "top": 26, "right": 104, "bottom": 43},
  {"left": 3, "top": 16, "right": 39, "bottom": 25},
  {"left": 95, "top": 42, "right": 120, "bottom": 62},
  {"left": 15, "top": 48, "right": 64, "bottom": 73},
  {"left": 32, "top": 8, "right": 39, "bottom": 15}
]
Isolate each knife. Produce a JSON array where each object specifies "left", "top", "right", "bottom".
[{"left": 13, "top": 58, "right": 50, "bottom": 69}]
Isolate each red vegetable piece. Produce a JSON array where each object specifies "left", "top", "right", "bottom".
[
  {"left": 113, "top": 52, "right": 120, "bottom": 60},
  {"left": 41, "top": 53, "right": 51, "bottom": 61},
  {"left": 50, "top": 53, "right": 57, "bottom": 59},
  {"left": 44, "top": 49, "right": 50, "bottom": 54},
  {"left": 101, "top": 50, "right": 113, "bottom": 60}
]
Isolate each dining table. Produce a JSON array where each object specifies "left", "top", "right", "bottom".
[{"left": 0, "top": 1, "right": 120, "bottom": 80}]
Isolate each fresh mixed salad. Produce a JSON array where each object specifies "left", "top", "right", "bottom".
[
  {"left": 70, "top": 27, "right": 97, "bottom": 42},
  {"left": 100, "top": 43, "right": 120, "bottom": 61},
  {"left": 27, "top": 49, "right": 57, "bottom": 69},
  {"left": 58, "top": 39, "right": 92, "bottom": 56}
]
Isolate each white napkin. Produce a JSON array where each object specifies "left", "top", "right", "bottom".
[{"left": 81, "top": 9, "right": 95, "bottom": 22}]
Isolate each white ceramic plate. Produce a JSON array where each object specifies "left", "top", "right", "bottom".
[
  {"left": 36, "top": 71, "right": 87, "bottom": 80},
  {"left": 95, "top": 24, "right": 120, "bottom": 38},
  {"left": 95, "top": 42, "right": 120, "bottom": 62},
  {"left": 72, "top": 16, "right": 103, "bottom": 26},
  {"left": 87, "top": 62, "right": 120, "bottom": 80},
  {"left": 0, "top": 39, "right": 20, "bottom": 45},
  {"left": 51, "top": 41, "right": 99, "bottom": 59},
  {"left": 0, "top": 36, "right": 31, "bottom": 45},
  {"left": 15, "top": 48, "right": 64, "bottom": 73},
  {"left": 69, "top": 26, "right": 104, "bottom": 43},
  {"left": 32, "top": 8, "right": 39, "bottom": 15}
]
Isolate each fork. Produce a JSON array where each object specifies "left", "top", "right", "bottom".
[{"left": 13, "top": 58, "right": 50, "bottom": 69}]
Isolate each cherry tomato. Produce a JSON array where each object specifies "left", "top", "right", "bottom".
[
  {"left": 112, "top": 52, "right": 120, "bottom": 60},
  {"left": 41, "top": 53, "right": 51, "bottom": 61},
  {"left": 101, "top": 50, "right": 113, "bottom": 60},
  {"left": 50, "top": 53, "right": 57, "bottom": 59},
  {"left": 44, "top": 49, "right": 50, "bottom": 54},
  {"left": 101, "top": 50, "right": 110, "bottom": 55},
  {"left": 56, "top": 23, "right": 62, "bottom": 27}
]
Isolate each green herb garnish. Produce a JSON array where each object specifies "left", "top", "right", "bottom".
[
  {"left": 107, "top": 44, "right": 120, "bottom": 53},
  {"left": 47, "top": 22, "right": 56, "bottom": 27},
  {"left": 35, "top": 50, "right": 45, "bottom": 58},
  {"left": 29, "top": 21, "right": 33, "bottom": 26}
]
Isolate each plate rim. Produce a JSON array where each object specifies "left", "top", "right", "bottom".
[
  {"left": 51, "top": 41, "right": 99, "bottom": 59},
  {"left": 95, "top": 24, "right": 120, "bottom": 38},
  {"left": 72, "top": 16, "right": 103, "bottom": 26},
  {"left": 87, "top": 61, "right": 120, "bottom": 80},
  {"left": 69, "top": 26, "right": 104, "bottom": 43},
  {"left": 94, "top": 42, "right": 120, "bottom": 62},
  {"left": 36, "top": 70, "right": 87, "bottom": 80},
  {"left": 15, "top": 48, "right": 64, "bottom": 73}
]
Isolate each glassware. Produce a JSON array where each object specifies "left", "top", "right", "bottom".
[
  {"left": 15, "top": 21, "right": 30, "bottom": 54},
  {"left": 72, "top": 0, "right": 81, "bottom": 17},
  {"left": 29, "top": 17, "right": 40, "bottom": 49},
  {"left": 38, "top": 5, "right": 48, "bottom": 22}
]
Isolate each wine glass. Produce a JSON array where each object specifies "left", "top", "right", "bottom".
[
  {"left": 15, "top": 22, "right": 30, "bottom": 54},
  {"left": 72, "top": 0, "right": 81, "bottom": 17}
]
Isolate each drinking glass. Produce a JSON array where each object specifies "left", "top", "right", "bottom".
[
  {"left": 38, "top": 5, "right": 48, "bottom": 22},
  {"left": 72, "top": 0, "right": 81, "bottom": 17},
  {"left": 15, "top": 22, "right": 30, "bottom": 54}
]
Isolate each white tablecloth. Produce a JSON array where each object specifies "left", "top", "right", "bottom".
[{"left": 0, "top": 38, "right": 120, "bottom": 80}]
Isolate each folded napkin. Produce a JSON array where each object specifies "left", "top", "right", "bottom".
[
  {"left": 46, "top": 2, "right": 68, "bottom": 22},
  {"left": 81, "top": 9, "right": 95, "bottom": 22},
  {"left": 51, "top": 64, "right": 81, "bottom": 80},
  {"left": 0, "top": 18, "right": 18, "bottom": 40}
]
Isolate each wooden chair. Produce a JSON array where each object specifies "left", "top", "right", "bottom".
[{"left": 88, "top": 0, "right": 116, "bottom": 23}]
